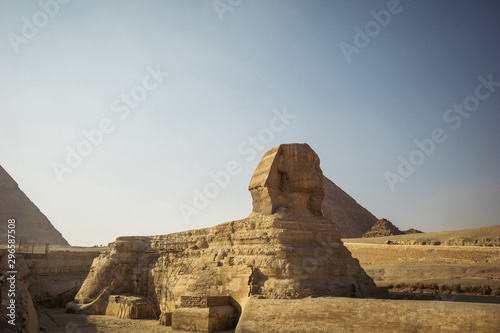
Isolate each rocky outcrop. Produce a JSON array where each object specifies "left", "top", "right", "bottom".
[
  {"left": 322, "top": 177, "right": 378, "bottom": 238},
  {"left": 0, "top": 165, "right": 68, "bottom": 245},
  {"left": 66, "top": 143, "right": 388, "bottom": 329},
  {"left": 362, "top": 218, "right": 405, "bottom": 238}
]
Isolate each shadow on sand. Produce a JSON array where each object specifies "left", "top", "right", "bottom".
[{"left": 39, "top": 308, "right": 98, "bottom": 333}]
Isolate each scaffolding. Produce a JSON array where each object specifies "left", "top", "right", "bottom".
[{"left": 125, "top": 237, "right": 191, "bottom": 317}]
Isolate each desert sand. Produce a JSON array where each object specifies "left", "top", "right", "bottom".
[{"left": 343, "top": 225, "right": 500, "bottom": 296}]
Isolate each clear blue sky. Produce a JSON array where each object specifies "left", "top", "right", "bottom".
[{"left": 1, "top": 0, "right": 499, "bottom": 246}]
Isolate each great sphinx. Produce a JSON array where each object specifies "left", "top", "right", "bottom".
[{"left": 66, "top": 143, "right": 387, "bottom": 328}]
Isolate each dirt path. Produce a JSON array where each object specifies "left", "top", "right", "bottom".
[
  {"left": 38, "top": 307, "right": 236, "bottom": 333},
  {"left": 38, "top": 307, "right": 177, "bottom": 333}
]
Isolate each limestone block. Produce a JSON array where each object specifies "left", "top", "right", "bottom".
[
  {"left": 105, "top": 295, "right": 158, "bottom": 319},
  {"left": 172, "top": 306, "right": 238, "bottom": 332},
  {"left": 159, "top": 311, "right": 172, "bottom": 326}
]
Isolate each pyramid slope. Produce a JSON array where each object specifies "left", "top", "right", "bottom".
[
  {"left": 322, "top": 177, "right": 378, "bottom": 238},
  {"left": 0, "top": 165, "right": 69, "bottom": 246}
]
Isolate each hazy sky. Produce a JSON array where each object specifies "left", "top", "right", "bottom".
[{"left": 1, "top": 1, "right": 499, "bottom": 246}]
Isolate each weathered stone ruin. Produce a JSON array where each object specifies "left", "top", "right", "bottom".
[{"left": 66, "top": 143, "right": 387, "bottom": 331}]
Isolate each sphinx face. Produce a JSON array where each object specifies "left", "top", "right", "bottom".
[
  {"left": 249, "top": 143, "right": 325, "bottom": 216},
  {"left": 281, "top": 149, "right": 323, "bottom": 193}
]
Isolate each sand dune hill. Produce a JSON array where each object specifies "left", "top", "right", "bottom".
[{"left": 343, "top": 224, "right": 500, "bottom": 246}]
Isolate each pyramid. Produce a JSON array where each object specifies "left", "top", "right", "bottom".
[
  {"left": 0, "top": 165, "right": 69, "bottom": 246},
  {"left": 322, "top": 177, "right": 378, "bottom": 238},
  {"left": 362, "top": 218, "right": 404, "bottom": 238}
]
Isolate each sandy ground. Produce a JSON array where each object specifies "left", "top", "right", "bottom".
[
  {"left": 344, "top": 242, "right": 500, "bottom": 295},
  {"left": 39, "top": 307, "right": 235, "bottom": 333}
]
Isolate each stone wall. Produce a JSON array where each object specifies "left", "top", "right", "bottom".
[
  {"left": 24, "top": 250, "right": 98, "bottom": 276},
  {"left": 24, "top": 249, "right": 101, "bottom": 307}
]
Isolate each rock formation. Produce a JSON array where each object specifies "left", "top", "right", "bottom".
[
  {"left": 0, "top": 165, "right": 68, "bottom": 245},
  {"left": 322, "top": 177, "right": 378, "bottom": 238},
  {"left": 66, "top": 143, "right": 387, "bottom": 330}
]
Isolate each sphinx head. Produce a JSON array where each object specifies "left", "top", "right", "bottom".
[{"left": 248, "top": 143, "right": 324, "bottom": 217}]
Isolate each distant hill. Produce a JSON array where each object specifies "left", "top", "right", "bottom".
[
  {"left": 322, "top": 177, "right": 378, "bottom": 238},
  {"left": 0, "top": 165, "right": 69, "bottom": 246},
  {"left": 343, "top": 224, "right": 500, "bottom": 246}
]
